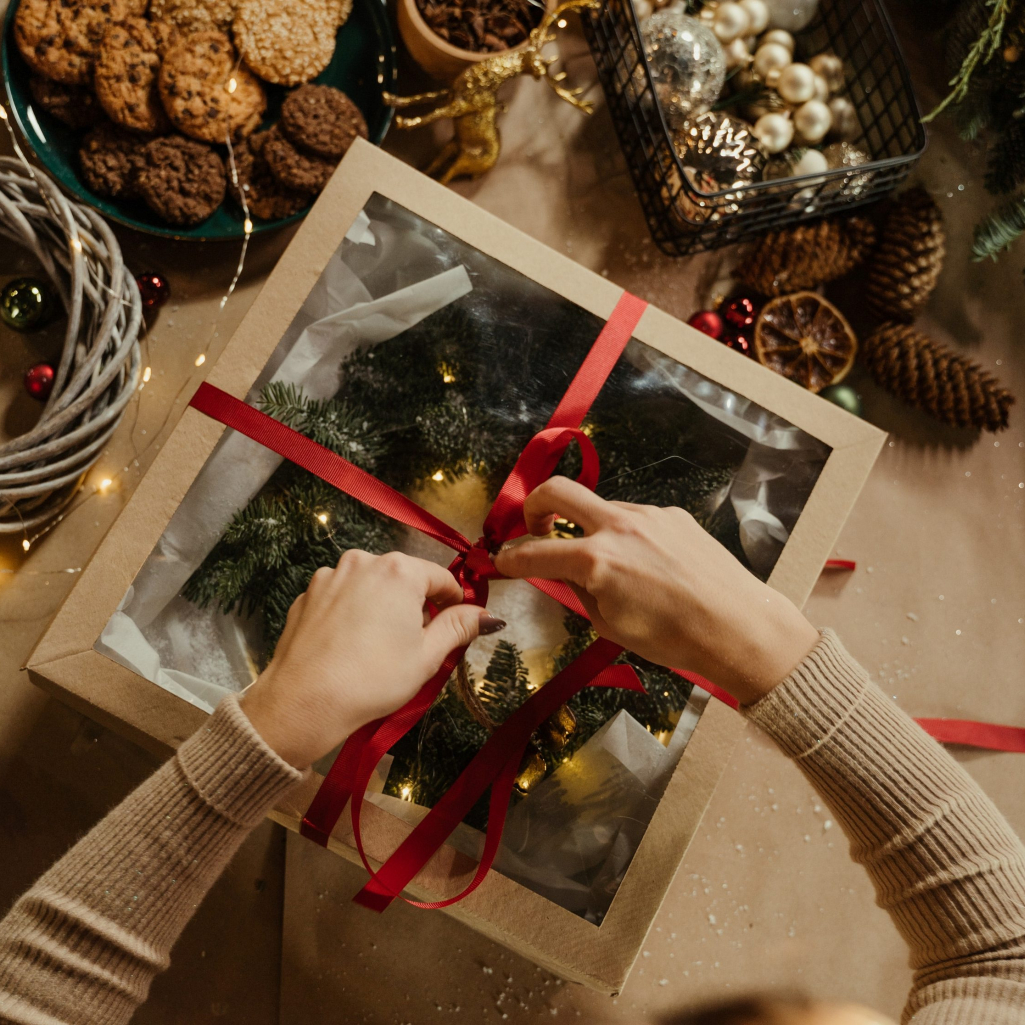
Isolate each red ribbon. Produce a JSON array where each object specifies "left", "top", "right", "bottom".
[
  {"left": 189, "top": 289, "right": 1025, "bottom": 914},
  {"left": 190, "top": 292, "right": 649, "bottom": 910}
]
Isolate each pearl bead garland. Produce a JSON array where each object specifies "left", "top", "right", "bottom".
[
  {"left": 753, "top": 111, "right": 794, "bottom": 153},
  {"left": 793, "top": 98, "right": 832, "bottom": 142},
  {"left": 777, "top": 62, "right": 816, "bottom": 103}
]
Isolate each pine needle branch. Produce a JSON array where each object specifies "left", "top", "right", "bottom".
[
  {"left": 925, "top": 0, "right": 1013, "bottom": 122},
  {"left": 971, "top": 193, "right": 1025, "bottom": 259}
]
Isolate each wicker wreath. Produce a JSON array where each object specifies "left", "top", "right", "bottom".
[{"left": 0, "top": 157, "right": 142, "bottom": 534}]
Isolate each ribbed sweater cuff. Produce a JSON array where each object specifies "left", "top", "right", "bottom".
[
  {"left": 176, "top": 695, "right": 302, "bottom": 828},
  {"left": 741, "top": 629, "right": 868, "bottom": 758}
]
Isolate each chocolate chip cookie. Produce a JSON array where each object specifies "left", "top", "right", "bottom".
[
  {"left": 262, "top": 123, "right": 337, "bottom": 194},
  {"left": 158, "top": 31, "right": 266, "bottom": 143},
  {"left": 29, "top": 76, "right": 102, "bottom": 129},
  {"left": 228, "top": 130, "right": 309, "bottom": 220},
  {"left": 94, "top": 18, "right": 179, "bottom": 134},
  {"left": 15, "top": 0, "right": 134, "bottom": 86},
  {"left": 280, "top": 84, "right": 367, "bottom": 159},
  {"left": 78, "top": 121, "right": 148, "bottom": 199},
  {"left": 135, "top": 135, "right": 227, "bottom": 226},
  {"left": 233, "top": 0, "right": 337, "bottom": 86}
]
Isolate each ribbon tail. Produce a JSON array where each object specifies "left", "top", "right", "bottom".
[{"left": 350, "top": 639, "right": 643, "bottom": 911}]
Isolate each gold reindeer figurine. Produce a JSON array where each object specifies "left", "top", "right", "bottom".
[{"left": 383, "top": 0, "right": 599, "bottom": 183}]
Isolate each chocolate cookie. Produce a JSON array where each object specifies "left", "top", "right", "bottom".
[
  {"left": 228, "top": 130, "right": 309, "bottom": 220},
  {"left": 233, "top": 0, "right": 337, "bottom": 86},
  {"left": 262, "top": 123, "right": 337, "bottom": 194},
  {"left": 135, "top": 135, "right": 227, "bottom": 226},
  {"left": 14, "top": 0, "right": 134, "bottom": 86},
  {"left": 280, "top": 84, "right": 367, "bottom": 159},
  {"left": 29, "top": 75, "right": 102, "bottom": 129},
  {"left": 149, "top": 0, "right": 236, "bottom": 32},
  {"left": 158, "top": 30, "right": 266, "bottom": 143},
  {"left": 78, "top": 121, "right": 148, "bottom": 199},
  {"left": 94, "top": 18, "right": 179, "bottom": 134}
]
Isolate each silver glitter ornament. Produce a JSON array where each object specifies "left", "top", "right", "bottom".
[
  {"left": 822, "top": 141, "right": 873, "bottom": 198},
  {"left": 642, "top": 11, "right": 727, "bottom": 130}
]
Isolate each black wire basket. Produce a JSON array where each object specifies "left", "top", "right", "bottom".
[{"left": 582, "top": 0, "right": 927, "bottom": 256}]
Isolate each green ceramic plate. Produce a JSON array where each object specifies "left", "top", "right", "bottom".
[{"left": 1, "top": 0, "right": 396, "bottom": 240}]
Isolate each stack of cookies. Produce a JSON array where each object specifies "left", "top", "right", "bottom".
[{"left": 15, "top": 0, "right": 368, "bottom": 227}]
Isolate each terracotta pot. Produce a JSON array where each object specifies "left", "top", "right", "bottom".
[{"left": 397, "top": 0, "right": 549, "bottom": 81}]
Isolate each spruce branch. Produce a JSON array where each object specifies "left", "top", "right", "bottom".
[
  {"left": 971, "top": 193, "right": 1025, "bottom": 259},
  {"left": 925, "top": 0, "right": 1013, "bottom": 122}
]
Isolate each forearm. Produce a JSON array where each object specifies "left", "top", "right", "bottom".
[
  {"left": 0, "top": 696, "right": 301, "bottom": 1025},
  {"left": 743, "top": 631, "right": 1025, "bottom": 1024}
]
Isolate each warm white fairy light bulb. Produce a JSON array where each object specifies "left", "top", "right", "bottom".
[
  {"left": 431, "top": 470, "right": 445, "bottom": 482},
  {"left": 195, "top": 354, "right": 206, "bottom": 367},
  {"left": 316, "top": 512, "right": 328, "bottom": 524},
  {"left": 142, "top": 366, "right": 152, "bottom": 382},
  {"left": 22, "top": 539, "right": 30, "bottom": 551}
]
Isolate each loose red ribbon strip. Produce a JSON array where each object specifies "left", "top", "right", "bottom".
[{"left": 188, "top": 289, "right": 1025, "bottom": 914}]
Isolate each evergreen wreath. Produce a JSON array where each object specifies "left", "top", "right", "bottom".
[{"left": 184, "top": 299, "right": 747, "bottom": 822}]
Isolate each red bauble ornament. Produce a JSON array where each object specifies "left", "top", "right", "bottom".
[
  {"left": 721, "top": 327, "right": 753, "bottom": 356},
  {"left": 687, "top": 309, "right": 724, "bottom": 340},
  {"left": 24, "top": 362, "right": 55, "bottom": 401},
  {"left": 722, "top": 296, "right": 757, "bottom": 330},
  {"left": 136, "top": 271, "right": 170, "bottom": 309}
]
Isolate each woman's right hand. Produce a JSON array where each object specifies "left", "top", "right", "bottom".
[{"left": 493, "top": 477, "right": 819, "bottom": 706}]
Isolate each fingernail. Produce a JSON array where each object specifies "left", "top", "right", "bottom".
[{"left": 478, "top": 614, "right": 507, "bottom": 635}]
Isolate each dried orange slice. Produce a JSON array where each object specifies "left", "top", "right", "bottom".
[{"left": 753, "top": 292, "right": 857, "bottom": 393}]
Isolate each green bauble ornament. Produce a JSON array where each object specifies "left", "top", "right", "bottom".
[
  {"left": 1, "top": 277, "right": 53, "bottom": 332},
  {"left": 820, "top": 383, "right": 862, "bottom": 417}
]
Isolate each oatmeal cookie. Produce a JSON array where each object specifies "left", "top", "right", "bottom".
[
  {"left": 262, "top": 123, "right": 337, "bottom": 194},
  {"left": 233, "top": 0, "right": 337, "bottom": 86},
  {"left": 78, "top": 121, "right": 148, "bottom": 199},
  {"left": 149, "top": 0, "right": 235, "bottom": 32},
  {"left": 135, "top": 135, "right": 227, "bottom": 226},
  {"left": 94, "top": 18, "right": 179, "bottom": 134},
  {"left": 14, "top": 0, "right": 134, "bottom": 86},
  {"left": 227, "top": 130, "right": 309, "bottom": 220},
  {"left": 29, "top": 76, "right": 102, "bottom": 129},
  {"left": 158, "top": 30, "right": 266, "bottom": 142},
  {"left": 280, "top": 84, "right": 367, "bottom": 159}
]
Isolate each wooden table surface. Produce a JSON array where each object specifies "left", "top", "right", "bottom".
[{"left": 1, "top": 7, "right": 1023, "bottom": 1023}]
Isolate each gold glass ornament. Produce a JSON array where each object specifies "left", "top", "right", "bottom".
[
  {"left": 536, "top": 703, "right": 578, "bottom": 752},
  {"left": 514, "top": 744, "right": 548, "bottom": 795},
  {"left": 667, "top": 111, "right": 767, "bottom": 224}
]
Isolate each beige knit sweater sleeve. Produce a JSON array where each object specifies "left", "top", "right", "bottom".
[
  {"left": 744, "top": 630, "right": 1025, "bottom": 1024},
  {"left": 0, "top": 695, "right": 301, "bottom": 1025},
  {"left": 1, "top": 635, "right": 1024, "bottom": 1025}
]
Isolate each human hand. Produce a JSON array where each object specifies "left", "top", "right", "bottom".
[
  {"left": 493, "top": 477, "right": 819, "bottom": 706},
  {"left": 241, "top": 550, "right": 505, "bottom": 769}
]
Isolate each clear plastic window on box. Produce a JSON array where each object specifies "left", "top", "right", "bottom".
[{"left": 97, "top": 193, "right": 830, "bottom": 922}]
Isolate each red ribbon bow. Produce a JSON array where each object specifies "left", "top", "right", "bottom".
[
  {"left": 189, "top": 291, "right": 651, "bottom": 910},
  {"left": 188, "top": 288, "right": 1025, "bottom": 914}
]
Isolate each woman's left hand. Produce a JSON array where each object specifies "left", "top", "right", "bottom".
[{"left": 241, "top": 550, "right": 503, "bottom": 769}]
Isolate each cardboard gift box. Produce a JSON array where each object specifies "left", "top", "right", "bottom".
[{"left": 28, "top": 140, "right": 884, "bottom": 993}]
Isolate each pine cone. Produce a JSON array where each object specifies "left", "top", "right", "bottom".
[
  {"left": 733, "top": 215, "right": 876, "bottom": 296},
  {"left": 861, "top": 322, "right": 1014, "bottom": 432},
  {"left": 865, "top": 187, "right": 946, "bottom": 322}
]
